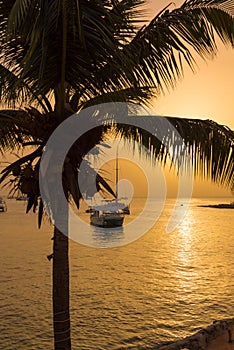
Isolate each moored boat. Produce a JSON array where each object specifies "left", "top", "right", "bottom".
[
  {"left": 89, "top": 147, "right": 130, "bottom": 227},
  {"left": 0, "top": 197, "right": 7, "bottom": 212},
  {"left": 90, "top": 203, "right": 124, "bottom": 227}
]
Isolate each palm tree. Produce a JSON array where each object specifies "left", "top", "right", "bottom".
[{"left": 0, "top": 1, "right": 234, "bottom": 349}]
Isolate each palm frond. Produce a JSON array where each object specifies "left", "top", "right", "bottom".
[
  {"left": 96, "top": 172, "right": 117, "bottom": 198},
  {"left": 114, "top": 116, "right": 234, "bottom": 188},
  {"left": 0, "top": 62, "right": 53, "bottom": 112},
  {"left": 0, "top": 109, "right": 33, "bottom": 152},
  {"left": 0, "top": 146, "right": 43, "bottom": 184},
  {"left": 168, "top": 117, "right": 234, "bottom": 187},
  {"left": 95, "top": 0, "right": 234, "bottom": 100},
  {"left": 2, "top": 0, "right": 234, "bottom": 108},
  {"left": 80, "top": 86, "right": 155, "bottom": 109}
]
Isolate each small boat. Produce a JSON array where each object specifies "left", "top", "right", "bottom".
[
  {"left": 90, "top": 204, "right": 124, "bottom": 227},
  {"left": 0, "top": 197, "right": 7, "bottom": 212}
]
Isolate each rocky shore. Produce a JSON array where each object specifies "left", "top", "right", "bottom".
[{"left": 156, "top": 318, "right": 234, "bottom": 350}]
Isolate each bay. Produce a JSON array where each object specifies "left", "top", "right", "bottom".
[{"left": 0, "top": 197, "right": 233, "bottom": 349}]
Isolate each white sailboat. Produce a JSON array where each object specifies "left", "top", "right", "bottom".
[
  {"left": 90, "top": 148, "right": 129, "bottom": 227},
  {"left": 90, "top": 203, "right": 125, "bottom": 227}
]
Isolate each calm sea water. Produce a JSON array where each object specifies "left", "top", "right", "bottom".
[{"left": 0, "top": 197, "right": 233, "bottom": 349}]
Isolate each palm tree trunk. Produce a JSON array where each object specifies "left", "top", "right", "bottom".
[{"left": 53, "top": 225, "right": 71, "bottom": 350}]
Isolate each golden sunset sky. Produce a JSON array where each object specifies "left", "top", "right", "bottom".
[
  {"left": 148, "top": 0, "right": 234, "bottom": 130},
  {"left": 1, "top": 1, "right": 233, "bottom": 198},
  {"left": 146, "top": 0, "right": 234, "bottom": 197}
]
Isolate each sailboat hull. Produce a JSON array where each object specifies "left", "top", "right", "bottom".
[{"left": 90, "top": 214, "right": 124, "bottom": 227}]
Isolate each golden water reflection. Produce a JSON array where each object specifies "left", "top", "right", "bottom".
[{"left": 0, "top": 198, "right": 233, "bottom": 349}]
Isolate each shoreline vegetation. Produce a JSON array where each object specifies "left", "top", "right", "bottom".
[{"left": 157, "top": 317, "right": 234, "bottom": 350}]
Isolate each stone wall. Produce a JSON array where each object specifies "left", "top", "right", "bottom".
[{"left": 156, "top": 318, "right": 234, "bottom": 350}]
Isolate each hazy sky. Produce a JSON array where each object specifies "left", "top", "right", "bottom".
[
  {"left": 1, "top": 1, "right": 233, "bottom": 198},
  {"left": 147, "top": 0, "right": 234, "bottom": 130},
  {"left": 145, "top": 0, "right": 234, "bottom": 197}
]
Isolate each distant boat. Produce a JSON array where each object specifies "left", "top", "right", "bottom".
[{"left": 0, "top": 197, "right": 7, "bottom": 212}]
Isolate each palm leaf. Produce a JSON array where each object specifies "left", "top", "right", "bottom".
[
  {"left": 114, "top": 116, "right": 234, "bottom": 188},
  {"left": 0, "top": 109, "right": 32, "bottom": 151},
  {"left": 2, "top": 0, "right": 234, "bottom": 108},
  {"left": 38, "top": 198, "right": 44, "bottom": 228},
  {"left": 95, "top": 0, "right": 234, "bottom": 101},
  {"left": 0, "top": 63, "right": 53, "bottom": 112},
  {"left": 0, "top": 146, "right": 43, "bottom": 184},
  {"left": 80, "top": 86, "right": 154, "bottom": 109}
]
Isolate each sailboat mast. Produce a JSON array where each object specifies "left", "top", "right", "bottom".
[{"left": 116, "top": 147, "right": 119, "bottom": 200}]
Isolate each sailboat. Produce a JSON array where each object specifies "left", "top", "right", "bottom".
[
  {"left": 89, "top": 204, "right": 125, "bottom": 227},
  {"left": 90, "top": 148, "right": 129, "bottom": 227}
]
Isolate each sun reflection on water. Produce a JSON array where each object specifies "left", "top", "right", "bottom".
[{"left": 172, "top": 210, "right": 200, "bottom": 295}]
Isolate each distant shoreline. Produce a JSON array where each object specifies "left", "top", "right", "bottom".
[{"left": 198, "top": 203, "right": 234, "bottom": 209}]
